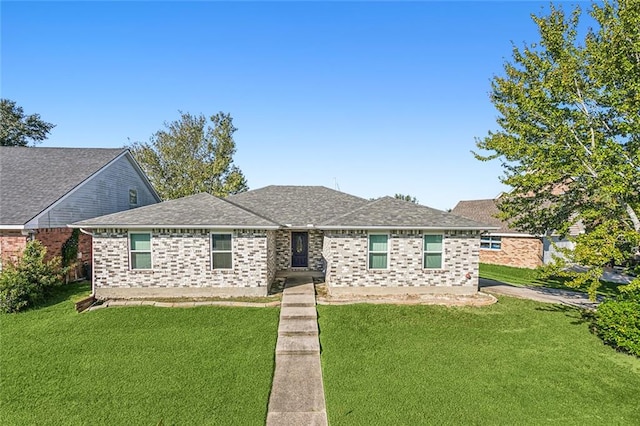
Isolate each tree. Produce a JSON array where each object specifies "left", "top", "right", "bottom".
[
  {"left": 394, "top": 194, "right": 419, "bottom": 204},
  {"left": 129, "top": 112, "right": 248, "bottom": 200},
  {"left": 0, "top": 99, "right": 55, "bottom": 146},
  {"left": 475, "top": 0, "right": 640, "bottom": 297}
]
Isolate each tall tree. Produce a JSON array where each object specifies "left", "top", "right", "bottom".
[
  {"left": 475, "top": 0, "right": 640, "bottom": 296},
  {"left": 129, "top": 112, "right": 248, "bottom": 200},
  {"left": 0, "top": 99, "right": 55, "bottom": 146},
  {"left": 394, "top": 194, "right": 419, "bottom": 204}
]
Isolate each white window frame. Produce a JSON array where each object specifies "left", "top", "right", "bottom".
[
  {"left": 368, "top": 233, "right": 389, "bottom": 270},
  {"left": 423, "top": 233, "right": 444, "bottom": 270},
  {"left": 480, "top": 235, "right": 502, "bottom": 251},
  {"left": 128, "top": 231, "right": 152, "bottom": 270},
  {"left": 211, "top": 232, "right": 233, "bottom": 270}
]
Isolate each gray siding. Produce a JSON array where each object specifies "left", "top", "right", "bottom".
[{"left": 37, "top": 155, "right": 158, "bottom": 228}]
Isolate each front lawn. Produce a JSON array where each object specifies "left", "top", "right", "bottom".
[
  {"left": 0, "top": 282, "right": 279, "bottom": 425},
  {"left": 479, "top": 262, "right": 622, "bottom": 296},
  {"left": 319, "top": 299, "right": 640, "bottom": 425}
]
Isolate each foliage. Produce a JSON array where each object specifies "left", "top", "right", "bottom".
[
  {"left": 475, "top": 1, "right": 640, "bottom": 297},
  {"left": 0, "top": 241, "right": 64, "bottom": 313},
  {"left": 394, "top": 193, "right": 418, "bottom": 203},
  {"left": 319, "top": 300, "right": 640, "bottom": 424},
  {"left": 0, "top": 99, "right": 55, "bottom": 146},
  {"left": 1, "top": 281, "right": 279, "bottom": 424},
  {"left": 60, "top": 228, "right": 80, "bottom": 267},
  {"left": 129, "top": 111, "right": 248, "bottom": 200},
  {"left": 595, "top": 279, "right": 640, "bottom": 356}
]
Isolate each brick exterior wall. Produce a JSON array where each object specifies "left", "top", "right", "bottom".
[
  {"left": 34, "top": 228, "right": 92, "bottom": 264},
  {"left": 323, "top": 230, "right": 480, "bottom": 291},
  {"left": 275, "top": 229, "right": 324, "bottom": 271},
  {"left": 0, "top": 228, "right": 91, "bottom": 270},
  {"left": 480, "top": 236, "right": 542, "bottom": 269},
  {"left": 0, "top": 231, "right": 27, "bottom": 268},
  {"left": 92, "top": 229, "right": 272, "bottom": 298},
  {"left": 266, "top": 230, "right": 277, "bottom": 286}
]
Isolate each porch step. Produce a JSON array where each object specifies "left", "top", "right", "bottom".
[
  {"left": 280, "top": 306, "right": 317, "bottom": 321},
  {"left": 278, "top": 318, "right": 319, "bottom": 337},
  {"left": 276, "top": 335, "right": 320, "bottom": 355},
  {"left": 281, "top": 294, "right": 316, "bottom": 307},
  {"left": 283, "top": 282, "right": 315, "bottom": 295}
]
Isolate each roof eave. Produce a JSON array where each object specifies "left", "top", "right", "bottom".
[
  {"left": 68, "top": 223, "right": 281, "bottom": 230},
  {"left": 318, "top": 225, "right": 500, "bottom": 231}
]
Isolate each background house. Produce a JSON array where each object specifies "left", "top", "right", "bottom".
[
  {"left": 0, "top": 147, "right": 160, "bottom": 270},
  {"left": 452, "top": 197, "right": 582, "bottom": 269},
  {"left": 72, "top": 186, "right": 495, "bottom": 298}
]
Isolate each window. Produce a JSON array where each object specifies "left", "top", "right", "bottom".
[
  {"left": 480, "top": 235, "right": 502, "bottom": 250},
  {"left": 424, "top": 234, "right": 443, "bottom": 269},
  {"left": 212, "top": 233, "right": 233, "bottom": 269},
  {"left": 129, "top": 189, "right": 138, "bottom": 205},
  {"left": 368, "top": 234, "right": 388, "bottom": 269},
  {"left": 129, "top": 233, "right": 152, "bottom": 270}
]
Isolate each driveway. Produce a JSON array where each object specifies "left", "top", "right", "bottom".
[{"left": 479, "top": 278, "right": 604, "bottom": 310}]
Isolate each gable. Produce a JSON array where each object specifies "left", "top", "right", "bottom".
[{"left": 0, "top": 147, "right": 159, "bottom": 227}]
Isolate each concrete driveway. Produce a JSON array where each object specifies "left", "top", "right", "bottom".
[{"left": 479, "top": 278, "right": 604, "bottom": 310}]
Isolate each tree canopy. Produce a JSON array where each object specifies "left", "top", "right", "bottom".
[
  {"left": 0, "top": 99, "right": 55, "bottom": 146},
  {"left": 475, "top": 0, "right": 640, "bottom": 296},
  {"left": 129, "top": 112, "right": 248, "bottom": 200},
  {"left": 394, "top": 194, "right": 419, "bottom": 204}
]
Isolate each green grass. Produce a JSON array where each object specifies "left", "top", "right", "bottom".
[
  {"left": 479, "top": 263, "right": 623, "bottom": 296},
  {"left": 1, "top": 282, "right": 279, "bottom": 425},
  {"left": 319, "top": 300, "right": 640, "bottom": 425}
]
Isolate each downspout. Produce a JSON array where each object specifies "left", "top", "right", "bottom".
[{"left": 78, "top": 228, "right": 95, "bottom": 296}]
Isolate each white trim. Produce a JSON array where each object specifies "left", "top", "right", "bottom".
[
  {"left": 321, "top": 225, "right": 498, "bottom": 231},
  {"left": 486, "top": 232, "right": 538, "bottom": 238},
  {"left": 211, "top": 232, "right": 233, "bottom": 270},
  {"left": 480, "top": 235, "right": 502, "bottom": 251},
  {"left": 128, "top": 231, "right": 153, "bottom": 271},
  {"left": 423, "top": 233, "right": 445, "bottom": 269},
  {"left": 68, "top": 224, "right": 280, "bottom": 230},
  {"left": 367, "top": 232, "right": 389, "bottom": 270},
  {"left": 0, "top": 225, "right": 27, "bottom": 230}
]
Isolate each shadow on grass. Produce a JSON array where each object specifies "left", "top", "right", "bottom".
[
  {"left": 29, "top": 281, "right": 91, "bottom": 311},
  {"left": 534, "top": 303, "right": 594, "bottom": 326}
]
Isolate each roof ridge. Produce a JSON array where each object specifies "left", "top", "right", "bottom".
[
  {"left": 220, "top": 195, "right": 282, "bottom": 226},
  {"left": 321, "top": 196, "right": 385, "bottom": 225}
]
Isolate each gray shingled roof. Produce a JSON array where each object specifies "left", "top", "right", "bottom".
[
  {"left": 227, "top": 185, "right": 369, "bottom": 226},
  {"left": 322, "top": 196, "right": 495, "bottom": 229},
  {"left": 72, "top": 192, "right": 279, "bottom": 228},
  {"left": 452, "top": 198, "right": 583, "bottom": 236},
  {"left": 0, "top": 147, "right": 125, "bottom": 226}
]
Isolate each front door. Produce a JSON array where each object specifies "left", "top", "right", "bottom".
[{"left": 291, "top": 232, "right": 309, "bottom": 268}]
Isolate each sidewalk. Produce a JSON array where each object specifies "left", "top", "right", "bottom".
[
  {"left": 479, "top": 278, "right": 603, "bottom": 309},
  {"left": 266, "top": 276, "right": 328, "bottom": 426}
]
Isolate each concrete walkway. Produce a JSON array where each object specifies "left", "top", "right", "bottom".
[
  {"left": 266, "top": 276, "right": 328, "bottom": 426},
  {"left": 479, "top": 278, "right": 604, "bottom": 309}
]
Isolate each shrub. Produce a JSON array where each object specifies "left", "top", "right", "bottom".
[
  {"left": 0, "top": 241, "right": 65, "bottom": 313},
  {"left": 594, "top": 279, "right": 640, "bottom": 357}
]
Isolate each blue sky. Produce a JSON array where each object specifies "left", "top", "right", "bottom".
[{"left": 1, "top": 1, "right": 593, "bottom": 209}]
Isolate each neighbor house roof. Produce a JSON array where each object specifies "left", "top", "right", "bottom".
[
  {"left": 451, "top": 199, "right": 517, "bottom": 234},
  {"left": 0, "top": 147, "right": 135, "bottom": 226},
  {"left": 71, "top": 193, "right": 280, "bottom": 229},
  {"left": 227, "top": 185, "right": 369, "bottom": 227},
  {"left": 452, "top": 198, "right": 584, "bottom": 236},
  {"left": 322, "top": 196, "right": 495, "bottom": 230}
]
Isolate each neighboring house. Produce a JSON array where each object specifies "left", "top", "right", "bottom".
[
  {"left": 451, "top": 197, "right": 582, "bottom": 269},
  {"left": 0, "top": 147, "right": 161, "bottom": 270},
  {"left": 71, "top": 186, "right": 496, "bottom": 298}
]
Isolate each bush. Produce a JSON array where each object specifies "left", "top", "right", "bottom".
[
  {"left": 0, "top": 241, "right": 65, "bottom": 313},
  {"left": 594, "top": 279, "right": 640, "bottom": 357}
]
